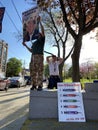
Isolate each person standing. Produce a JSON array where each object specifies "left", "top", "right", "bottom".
[
  {"left": 22, "top": 16, "right": 45, "bottom": 91},
  {"left": 46, "top": 55, "right": 63, "bottom": 89}
]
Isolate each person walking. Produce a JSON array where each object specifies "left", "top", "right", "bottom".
[
  {"left": 22, "top": 16, "right": 45, "bottom": 91},
  {"left": 46, "top": 55, "right": 63, "bottom": 89}
]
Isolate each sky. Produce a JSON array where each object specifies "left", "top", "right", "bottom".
[{"left": 0, "top": 0, "right": 98, "bottom": 69}]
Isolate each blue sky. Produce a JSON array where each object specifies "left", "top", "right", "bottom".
[{"left": 1, "top": 0, "right": 98, "bottom": 69}]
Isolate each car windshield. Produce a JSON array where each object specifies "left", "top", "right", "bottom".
[
  {"left": 10, "top": 77, "right": 20, "bottom": 80},
  {"left": 0, "top": 75, "right": 5, "bottom": 79},
  {"left": 24, "top": 76, "right": 30, "bottom": 79}
]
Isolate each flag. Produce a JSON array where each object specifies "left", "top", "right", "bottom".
[
  {"left": 22, "top": 7, "right": 39, "bottom": 42},
  {"left": 0, "top": 7, "right": 5, "bottom": 33}
]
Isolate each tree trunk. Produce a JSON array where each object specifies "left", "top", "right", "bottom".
[
  {"left": 59, "top": 62, "right": 64, "bottom": 82},
  {"left": 71, "top": 35, "right": 82, "bottom": 82}
]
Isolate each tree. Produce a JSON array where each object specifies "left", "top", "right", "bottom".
[
  {"left": 34, "top": 0, "right": 98, "bottom": 82},
  {"left": 44, "top": 64, "right": 49, "bottom": 78},
  {"left": 6, "top": 58, "right": 22, "bottom": 77},
  {"left": 42, "top": 9, "right": 74, "bottom": 81},
  {"left": 80, "top": 61, "right": 94, "bottom": 79},
  {"left": 94, "top": 62, "right": 98, "bottom": 78},
  {"left": 67, "top": 66, "right": 72, "bottom": 78}
]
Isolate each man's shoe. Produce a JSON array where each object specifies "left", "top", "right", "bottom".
[
  {"left": 37, "top": 86, "right": 43, "bottom": 91},
  {"left": 30, "top": 85, "right": 36, "bottom": 90}
]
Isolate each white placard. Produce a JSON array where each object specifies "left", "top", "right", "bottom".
[{"left": 57, "top": 82, "right": 86, "bottom": 122}]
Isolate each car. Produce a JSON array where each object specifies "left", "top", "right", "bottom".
[
  {"left": 9, "top": 76, "right": 27, "bottom": 88},
  {"left": 24, "top": 76, "right": 31, "bottom": 85},
  {"left": 0, "top": 77, "right": 11, "bottom": 91}
]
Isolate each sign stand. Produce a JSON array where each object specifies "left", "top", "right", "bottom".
[{"left": 57, "top": 82, "right": 86, "bottom": 122}]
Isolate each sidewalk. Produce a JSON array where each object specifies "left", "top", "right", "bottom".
[
  {"left": 21, "top": 118, "right": 98, "bottom": 130},
  {"left": 0, "top": 87, "right": 30, "bottom": 130},
  {"left": 0, "top": 115, "right": 27, "bottom": 130}
]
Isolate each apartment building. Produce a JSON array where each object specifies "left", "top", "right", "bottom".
[{"left": 0, "top": 40, "right": 8, "bottom": 77}]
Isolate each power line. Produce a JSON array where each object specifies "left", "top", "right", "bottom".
[
  {"left": 0, "top": 1, "right": 21, "bottom": 35},
  {"left": 0, "top": 1, "right": 30, "bottom": 65},
  {"left": 11, "top": 0, "right": 22, "bottom": 23},
  {"left": 0, "top": 1, "right": 24, "bottom": 60}
]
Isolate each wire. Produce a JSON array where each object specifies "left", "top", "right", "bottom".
[
  {"left": 11, "top": 0, "right": 22, "bottom": 23},
  {"left": 0, "top": 1, "right": 21, "bottom": 35},
  {"left": 0, "top": 1, "right": 24, "bottom": 60},
  {"left": 0, "top": 0, "right": 31, "bottom": 66}
]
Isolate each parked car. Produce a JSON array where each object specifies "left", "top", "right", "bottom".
[
  {"left": 0, "top": 77, "right": 11, "bottom": 91},
  {"left": 9, "top": 76, "right": 27, "bottom": 88},
  {"left": 24, "top": 76, "right": 31, "bottom": 85}
]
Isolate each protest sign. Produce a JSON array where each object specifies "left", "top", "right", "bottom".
[
  {"left": 57, "top": 82, "right": 86, "bottom": 122},
  {"left": 22, "top": 7, "right": 39, "bottom": 42}
]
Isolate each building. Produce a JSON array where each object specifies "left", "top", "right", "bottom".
[{"left": 0, "top": 40, "right": 8, "bottom": 77}]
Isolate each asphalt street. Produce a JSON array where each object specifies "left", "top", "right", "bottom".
[{"left": 0, "top": 86, "right": 30, "bottom": 130}]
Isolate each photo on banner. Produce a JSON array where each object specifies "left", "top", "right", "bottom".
[
  {"left": 0, "top": 7, "right": 5, "bottom": 33},
  {"left": 22, "top": 7, "right": 39, "bottom": 42}
]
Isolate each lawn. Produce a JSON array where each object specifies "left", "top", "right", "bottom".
[{"left": 63, "top": 78, "right": 94, "bottom": 89}]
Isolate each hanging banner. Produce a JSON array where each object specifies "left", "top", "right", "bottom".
[
  {"left": 57, "top": 82, "right": 86, "bottom": 122},
  {"left": 22, "top": 7, "right": 39, "bottom": 42},
  {"left": 0, "top": 7, "right": 5, "bottom": 33}
]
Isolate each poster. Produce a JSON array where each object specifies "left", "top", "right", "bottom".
[
  {"left": 22, "top": 7, "right": 39, "bottom": 42},
  {"left": 0, "top": 7, "right": 5, "bottom": 33},
  {"left": 57, "top": 82, "right": 86, "bottom": 122}
]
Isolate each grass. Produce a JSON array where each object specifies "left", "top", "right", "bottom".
[
  {"left": 63, "top": 78, "right": 94, "bottom": 83},
  {"left": 63, "top": 78, "right": 94, "bottom": 89}
]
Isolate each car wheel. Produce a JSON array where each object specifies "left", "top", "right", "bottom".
[
  {"left": 5, "top": 85, "right": 8, "bottom": 91},
  {"left": 18, "top": 84, "right": 20, "bottom": 88}
]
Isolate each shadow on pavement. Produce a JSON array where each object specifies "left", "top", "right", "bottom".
[
  {"left": 0, "top": 103, "right": 29, "bottom": 130},
  {"left": 0, "top": 87, "right": 30, "bottom": 97},
  {"left": 0, "top": 94, "right": 29, "bottom": 104},
  {"left": 0, "top": 115, "right": 27, "bottom": 130}
]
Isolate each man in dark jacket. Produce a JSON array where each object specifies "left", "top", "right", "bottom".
[{"left": 22, "top": 16, "right": 45, "bottom": 91}]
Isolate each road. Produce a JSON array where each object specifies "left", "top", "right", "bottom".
[{"left": 0, "top": 86, "right": 31, "bottom": 130}]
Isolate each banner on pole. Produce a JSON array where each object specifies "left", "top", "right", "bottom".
[
  {"left": 0, "top": 7, "right": 5, "bottom": 33},
  {"left": 57, "top": 82, "right": 86, "bottom": 122},
  {"left": 22, "top": 7, "right": 39, "bottom": 42}
]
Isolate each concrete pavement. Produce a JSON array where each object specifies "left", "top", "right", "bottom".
[
  {"left": 0, "top": 83, "right": 48, "bottom": 130},
  {"left": 21, "top": 118, "right": 98, "bottom": 130},
  {"left": 0, "top": 86, "right": 30, "bottom": 130},
  {"left": 0, "top": 115, "right": 27, "bottom": 130}
]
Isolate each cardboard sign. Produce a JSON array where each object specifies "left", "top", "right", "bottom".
[
  {"left": 57, "top": 82, "right": 86, "bottom": 122},
  {"left": 22, "top": 7, "right": 39, "bottom": 42}
]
